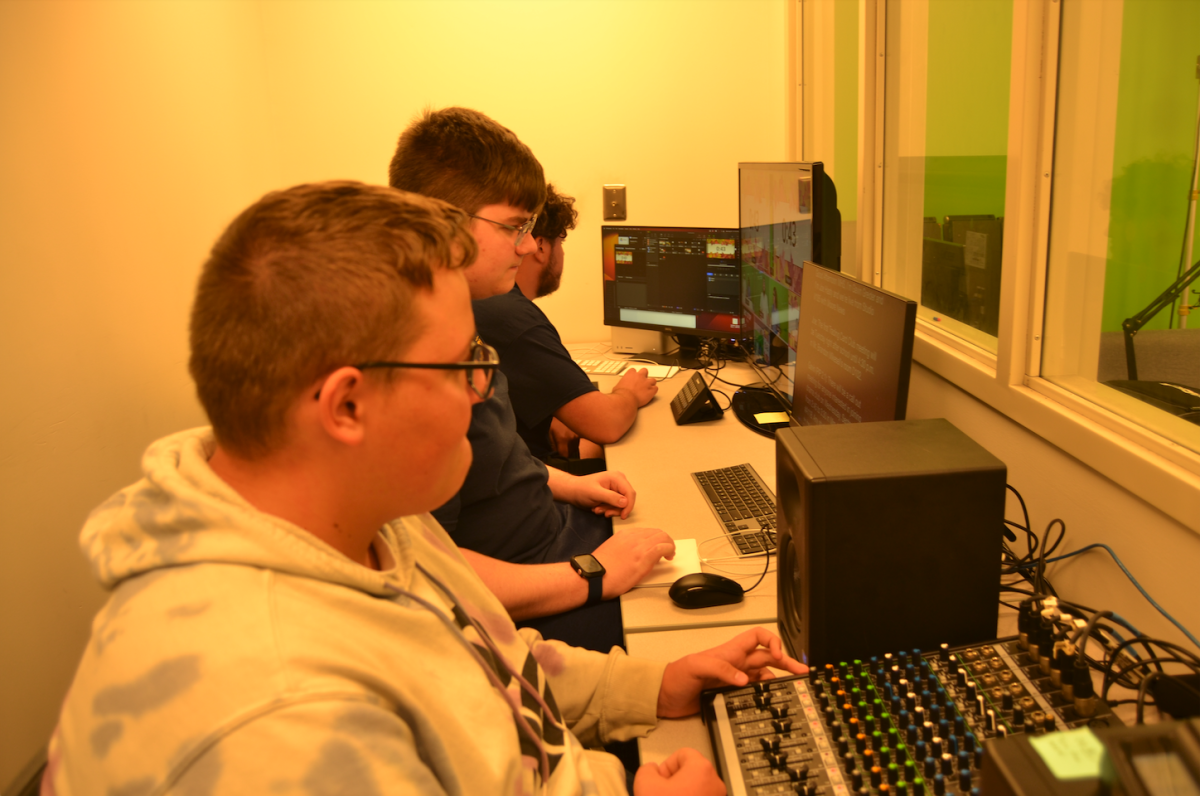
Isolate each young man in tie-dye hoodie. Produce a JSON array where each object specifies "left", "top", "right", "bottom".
[{"left": 44, "top": 181, "right": 804, "bottom": 795}]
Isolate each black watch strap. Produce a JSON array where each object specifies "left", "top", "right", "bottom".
[
  {"left": 584, "top": 573, "right": 603, "bottom": 607},
  {"left": 570, "top": 554, "right": 606, "bottom": 607}
]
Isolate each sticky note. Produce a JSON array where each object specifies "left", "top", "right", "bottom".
[
  {"left": 1028, "top": 727, "right": 1105, "bottom": 780},
  {"left": 754, "top": 411, "right": 790, "bottom": 424}
]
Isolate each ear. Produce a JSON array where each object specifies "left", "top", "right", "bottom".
[
  {"left": 314, "top": 367, "right": 369, "bottom": 446},
  {"left": 531, "top": 237, "right": 551, "bottom": 264}
]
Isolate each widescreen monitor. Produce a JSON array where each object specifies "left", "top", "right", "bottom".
[
  {"left": 601, "top": 225, "right": 742, "bottom": 348},
  {"left": 790, "top": 264, "right": 917, "bottom": 425}
]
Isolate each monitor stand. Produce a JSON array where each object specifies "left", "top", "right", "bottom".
[{"left": 731, "top": 384, "right": 792, "bottom": 438}]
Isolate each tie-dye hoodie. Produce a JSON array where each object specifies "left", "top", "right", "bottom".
[{"left": 43, "top": 427, "right": 666, "bottom": 795}]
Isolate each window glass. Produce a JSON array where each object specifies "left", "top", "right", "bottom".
[
  {"left": 881, "top": 0, "right": 1013, "bottom": 353},
  {"left": 1042, "top": 0, "right": 1200, "bottom": 454}
]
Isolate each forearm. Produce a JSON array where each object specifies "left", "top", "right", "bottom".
[
  {"left": 460, "top": 549, "right": 589, "bottom": 620},
  {"left": 556, "top": 390, "right": 639, "bottom": 445}
]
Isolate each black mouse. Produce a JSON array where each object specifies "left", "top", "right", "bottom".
[{"left": 668, "top": 572, "right": 745, "bottom": 609}]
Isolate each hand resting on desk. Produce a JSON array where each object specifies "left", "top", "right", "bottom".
[
  {"left": 547, "top": 467, "right": 637, "bottom": 519},
  {"left": 633, "top": 747, "right": 726, "bottom": 796},
  {"left": 594, "top": 527, "right": 676, "bottom": 599}
]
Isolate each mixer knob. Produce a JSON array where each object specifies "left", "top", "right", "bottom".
[
  {"left": 965, "top": 733, "right": 977, "bottom": 753},
  {"left": 852, "top": 768, "right": 865, "bottom": 789},
  {"left": 933, "top": 772, "right": 946, "bottom": 796},
  {"left": 856, "top": 733, "right": 867, "bottom": 753},
  {"left": 888, "top": 763, "right": 900, "bottom": 785},
  {"left": 1002, "top": 691, "right": 1014, "bottom": 711},
  {"left": 931, "top": 737, "right": 943, "bottom": 758},
  {"left": 924, "top": 756, "right": 937, "bottom": 778},
  {"left": 959, "top": 769, "right": 973, "bottom": 791},
  {"left": 907, "top": 724, "right": 919, "bottom": 745},
  {"left": 772, "top": 705, "right": 790, "bottom": 719},
  {"left": 1043, "top": 713, "right": 1057, "bottom": 732},
  {"left": 789, "top": 764, "right": 810, "bottom": 782},
  {"left": 871, "top": 766, "right": 883, "bottom": 788},
  {"left": 923, "top": 721, "right": 935, "bottom": 743},
  {"left": 844, "top": 751, "right": 857, "bottom": 771},
  {"left": 1012, "top": 705, "right": 1024, "bottom": 725}
]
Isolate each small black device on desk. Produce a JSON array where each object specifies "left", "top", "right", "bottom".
[{"left": 671, "top": 371, "right": 724, "bottom": 425}]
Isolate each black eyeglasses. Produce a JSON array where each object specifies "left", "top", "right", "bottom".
[
  {"left": 470, "top": 212, "right": 538, "bottom": 247},
  {"left": 354, "top": 339, "right": 500, "bottom": 400}
]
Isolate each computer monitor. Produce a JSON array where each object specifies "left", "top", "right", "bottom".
[
  {"left": 735, "top": 162, "right": 841, "bottom": 434},
  {"left": 601, "top": 225, "right": 742, "bottom": 359},
  {"left": 790, "top": 264, "right": 917, "bottom": 425}
]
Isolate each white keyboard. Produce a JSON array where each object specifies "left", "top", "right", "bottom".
[
  {"left": 574, "top": 358, "right": 628, "bottom": 375},
  {"left": 574, "top": 359, "right": 680, "bottom": 380}
]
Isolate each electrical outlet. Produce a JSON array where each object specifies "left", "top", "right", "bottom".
[{"left": 603, "top": 185, "right": 626, "bottom": 220}]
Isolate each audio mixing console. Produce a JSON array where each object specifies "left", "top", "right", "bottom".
[{"left": 701, "top": 636, "right": 1124, "bottom": 796}]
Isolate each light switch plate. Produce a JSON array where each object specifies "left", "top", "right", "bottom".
[{"left": 603, "top": 184, "right": 626, "bottom": 220}]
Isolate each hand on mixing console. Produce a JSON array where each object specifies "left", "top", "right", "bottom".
[
  {"left": 656, "top": 627, "right": 807, "bottom": 719},
  {"left": 633, "top": 747, "right": 726, "bottom": 796}
]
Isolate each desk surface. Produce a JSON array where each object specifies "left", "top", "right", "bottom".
[{"left": 603, "top": 360, "right": 782, "bottom": 634}]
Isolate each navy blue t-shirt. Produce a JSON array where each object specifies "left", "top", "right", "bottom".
[
  {"left": 472, "top": 286, "right": 597, "bottom": 459},
  {"left": 431, "top": 369, "right": 567, "bottom": 564}
]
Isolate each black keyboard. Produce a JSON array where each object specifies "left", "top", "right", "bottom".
[{"left": 691, "top": 463, "right": 777, "bottom": 557}]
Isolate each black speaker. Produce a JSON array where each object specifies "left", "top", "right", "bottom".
[{"left": 775, "top": 418, "right": 1007, "bottom": 667}]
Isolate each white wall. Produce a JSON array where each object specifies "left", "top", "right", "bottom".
[{"left": 0, "top": 0, "right": 789, "bottom": 783}]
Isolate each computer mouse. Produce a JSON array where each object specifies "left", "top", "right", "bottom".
[{"left": 668, "top": 572, "right": 745, "bottom": 609}]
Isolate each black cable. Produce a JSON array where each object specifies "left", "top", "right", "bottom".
[{"left": 742, "top": 542, "right": 771, "bottom": 594}]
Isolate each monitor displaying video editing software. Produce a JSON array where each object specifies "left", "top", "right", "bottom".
[{"left": 601, "top": 226, "right": 742, "bottom": 346}]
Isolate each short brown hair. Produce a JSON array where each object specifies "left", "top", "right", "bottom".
[
  {"left": 531, "top": 183, "right": 578, "bottom": 241},
  {"left": 189, "top": 181, "right": 476, "bottom": 459},
  {"left": 388, "top": 107, "right": 546, "bottom": 215}
]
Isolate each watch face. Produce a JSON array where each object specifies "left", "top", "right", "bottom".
[{"left": 572, "top": 554, "right": 605, "bottom": 577}]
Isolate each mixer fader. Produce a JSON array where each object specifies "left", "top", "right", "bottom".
[{"left": 701, "top": 637, "right": 1122, "bottom": 795}]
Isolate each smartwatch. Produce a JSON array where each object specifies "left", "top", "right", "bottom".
[{"left": 569, "top": 554, "right": 606, "bottom": 607}]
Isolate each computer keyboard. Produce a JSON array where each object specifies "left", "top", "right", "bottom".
[
  {"left": 574, "top": 358, "right": 628, "bottom": 375},
  {"left": 691, "top": 463, "right": 777, "bottom": 557}
]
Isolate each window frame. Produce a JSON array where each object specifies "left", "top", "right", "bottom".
[{"left": 811, "top": 0, "right": 1200, "bottom": 532}]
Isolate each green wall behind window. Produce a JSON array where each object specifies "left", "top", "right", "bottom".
[
  {"left": 834, "top": 0, "right": 858, "bottom": 223},
  {"left": 1105, "top": 0, "right": 1200, "bottom": 333},
  {"left": 923, "top": 0, "right": 1012, "bottom": 223}
]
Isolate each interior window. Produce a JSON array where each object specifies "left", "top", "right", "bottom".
[
  {"left": 1041, "top": 0, "right": 1200, "bottom": 454},
  {"left": 880, "top": 0, "right": 1013, "bottom": 355}
]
